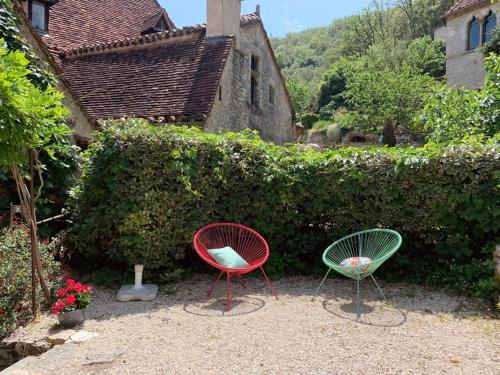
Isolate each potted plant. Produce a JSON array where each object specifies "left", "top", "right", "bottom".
[{"left": 51, "top": 278, "right": 92, "bottom": 328}]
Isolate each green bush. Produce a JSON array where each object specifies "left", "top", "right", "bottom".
[
  {"left": 420, "top": 54, "right": 500, "bottom": 143},
  {"left": 67, "top": 121, "right": 500, "bottom": 298},
  {"left": 326, "top": 124, "right": 343, "bottom": 143},
  {"left": 0, "top": 226, "right": 61, "bottom": 339},
  {"left": 300, "top": 113, "right": 320, "bottom": 129}
]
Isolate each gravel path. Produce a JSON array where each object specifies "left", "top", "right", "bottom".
[{"left": 4, "top": 276, "right": 499, "bottom": 374}]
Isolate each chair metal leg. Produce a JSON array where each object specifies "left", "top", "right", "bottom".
[
  {"left": 356, "top": 279, "right": 361, "bottom": 319},
  {"left": 260, "top": 266, "right": 278, "bottom": 300},
  {"left": 370, "top": 274, "right": 387, "bottom": 301},
  {"left": 226, "top": 273, "right": 232, "bottom": 311},
  {"left": 312, "top": 268, "right": 332, "bottom": 301},
  {"left": 207, "top": 271, "right": 224, "bottom": 298}
]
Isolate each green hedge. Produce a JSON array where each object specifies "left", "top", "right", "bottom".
[
  {"left": 67, "top": 121, "right": 500, "bottom": 297},
  {"left": 0, "top": 226, "right": 61, "bottom": 339}
]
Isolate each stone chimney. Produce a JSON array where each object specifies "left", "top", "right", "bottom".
[{"left": 207, "top": 0, "right": 242, "bottom": 41}]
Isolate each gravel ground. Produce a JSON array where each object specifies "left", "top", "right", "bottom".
[{"left": 4, "top": 276, "right": 499, "bottom": 375}]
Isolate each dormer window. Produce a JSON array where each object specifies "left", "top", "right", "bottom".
[
  {"left": 141, "top": 10, "right": 174, "bottom": 35},
  {"left": 29, "top": 0, "right": 49, "bottom": 33},
  {"left": 156, "top": 18, "right": 168, "bottom": 32}
]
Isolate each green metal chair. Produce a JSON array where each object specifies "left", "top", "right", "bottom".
[{"left": 313, "top": 229, "right": 402, "bottom": 317}]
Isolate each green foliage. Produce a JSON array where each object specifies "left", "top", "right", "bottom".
[
  {"left": 285, "top": 78, "right": 312, "bottom": 115},
  {"left": 406, "top": 37, "right": 446, "bottom": 78},
  {"left": 311, "top": 120, "right": 334, "bottom": 131},
  {"left": 272, "top": 0, "right": 451, "bottom": 93},
  {"left": 67, "top": 121, "right": 500, "bottom": 298},
  {"left": 0, "top": 225, "right": 61, "bottom": 339},
  {"left": 483, "top": 27, "right": 500, "bottom": 56},
  {"left": 0, "top": 0, "right": 53, "bottom": 88},
  {"left": 81, "top": 268, "right": 133, "bottom": 289},
  {"left": 0, "top": 0, "right": 77, "bottom": 226},
  {"left": 0, "top": 40, "right": 69, "bottom": 169},
  {"left": 326, "top": 124, "right": 343, "bottom": 143},
  {"left": 317, "top": 65, "right": 348, "bottom": 112},
  {"left": 300, "top": 113, "right": 320, "bottom": 129},
  {"left": 343, "top": 59, "right": 438, "bottom": 133},
  {"left": 315, "top": 37, "right": 444, "bottom": 132},
  {"left": 421, "top": 54, "right": 500, "bottom": 143},
  {"left": 333, "top": 109, "right": 362, "bottom": 130}
]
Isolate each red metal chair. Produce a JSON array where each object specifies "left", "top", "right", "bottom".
[{"left": 193, "top": 223, "right": 278, "bottom": 311}]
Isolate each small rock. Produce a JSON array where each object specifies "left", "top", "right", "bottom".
[
  {"left": 47, "top": 330, "right": 76, "bottom": 346},
  {"left": 450, "top": 357, "right": 460, "bottom": 364},
  {"left": 14, "top": 340, "right": 50, "bottom": 357},
  {"left": 84, "top": 345, "right": 128, "bottom": 365},
  {"left": 0, "top": 342, "right": 18, "bottom": 368},
  {"left": 68, "top": 331, "right": 97, "bottom": 344}
]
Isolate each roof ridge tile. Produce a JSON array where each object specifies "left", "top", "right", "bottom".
[{"left": 59, "top": 13, "right": 260, "bottom": 58}]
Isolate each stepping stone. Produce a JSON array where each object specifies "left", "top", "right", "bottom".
[
  {"left": 68, "top": 331, "right": 97, "bottom": 344},
  {"left": 84, "top": 345, "right": 127, "bottom": 365},
  {"left": 116, "top": 284, "right": 158, "bottom": 302},
  {"left": 47, "top": 330, "right": 76, "bottom": 346}
]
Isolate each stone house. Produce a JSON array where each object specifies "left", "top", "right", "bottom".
[
  {"left": 435, "top": 0, "right": 498, "bottom": 89},
  {"left": 12, "top": 1, "right": 95, "bottom": 147},
  {"left": 17, "top": 0, "right": 295, "bottom": 144}
]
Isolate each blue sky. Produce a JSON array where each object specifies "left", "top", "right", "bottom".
[{"left": 159, "top": 0, "right": 374, "bottom": 38}]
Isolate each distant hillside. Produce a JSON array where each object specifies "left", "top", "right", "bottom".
[
  {"left": 271, "top": 20, "right": 346, "bottom": 94},
  {"left": 271, "top": 0, "right": 454, "bottom": 95}
]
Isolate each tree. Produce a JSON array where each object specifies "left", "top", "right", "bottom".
[
  {"left": 286, "top": 78, "right": 313, "bottom": 115},
  {"left": 0, "top": 40, "right": 69, "bottom": 312},
  {"left": 317, "top": 65, "right": 349, "bottom": 111},
  {"left": 343, "top": 57, "right": 438, "bottom": 133},
  {"left": 397, "top": 0, "right": 455, "bottom": 39}
]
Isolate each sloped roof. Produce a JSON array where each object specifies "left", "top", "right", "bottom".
[
  {"left": 44, "top": 0, "right": 175, "bottom": 50},
  {"left": 59, "top": 32, "right": 233, "bottom": 121},
  {"left": 445, "top": 0, "right": 490, "bottom": 17}
]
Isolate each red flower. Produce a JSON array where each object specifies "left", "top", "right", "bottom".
[
  {"left": 73, "top": 282, "right": 84, "bottom": 293},
  {"left": 51, "top": 299, "right": 66, "bottom": 315},
  {"left": 65, "top": 279, "right": 75, "bottom": 287},
  {"left": 65, "top": 295, "right": 76, "bottom": 305},
  {"left": 56, "top": 288, "right": 69, "bottom": 297}
]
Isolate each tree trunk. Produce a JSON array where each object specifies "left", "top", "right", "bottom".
[{"left": 9, "top": 153, "right": 51, "bottom": 309}]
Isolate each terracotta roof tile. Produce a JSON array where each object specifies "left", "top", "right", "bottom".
[
  {"left": 445, "top": 0, "right": 489, "bottom": 17},
  {"left": 44, "top": 0, "right": 174, "bottom": 50},
  {"left": 59, "top": 33, "right": 233, "bottom": 120}
]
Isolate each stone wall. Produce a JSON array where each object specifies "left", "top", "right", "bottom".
[
  {"left": 443, "top": 3, "right": 500, "bottom": 89},
  {"left": 205, "top": 23, "right": 295, "bottom": 144}
]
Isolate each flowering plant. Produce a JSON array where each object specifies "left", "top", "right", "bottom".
[{"left": 51, "top": 279, "right": 92, "bottom": 315}]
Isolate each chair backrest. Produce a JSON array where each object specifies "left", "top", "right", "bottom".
[
  {"left": 193, "top": 223, "right": 269, "bottom": 269},
  {"left": 324, "top": 229, "right": 402, "bottom": 275}
]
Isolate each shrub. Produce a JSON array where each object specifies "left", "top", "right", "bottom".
[
  {"left": 420, "top": 54, "right": 500, "bottom": 144},
  {"left": 0, "top": 226, "right": 61, "bottom": 339},
  {"left": 326, "top": 124, "right": 343, "bottom": 143},
  {"left": 300, "top": 113, "right": 320, "bottom": 129},
  {"left": 311, "top": 120, "right": 333, "bottom": 131},
  {"left": 67, "top": 121, "right": 500, "bottom": 298}
]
